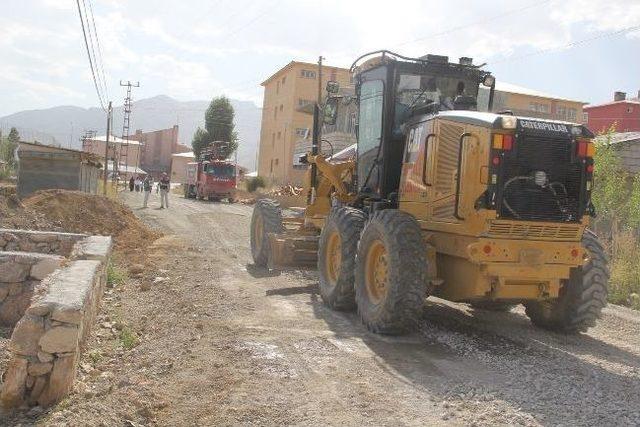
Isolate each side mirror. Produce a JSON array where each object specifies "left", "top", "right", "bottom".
[
  {"left": 326, "top": 80, "right": 340, "bottom": 94},
  {"left": 482, "top": 75, "right": 495, "bottom": 87},
  {"left": 323, "top": 98, "right": 338, "bottom": 125}
]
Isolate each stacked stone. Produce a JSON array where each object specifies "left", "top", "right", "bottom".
[
  {"left": 0, "top": 252, "right": 64, "bottom": 326},
  {"left": 0, "top": 235, "right": 112, "bottom": 409},
  {"left": 0, "top": 229, "right": 87, "bottom": 257}
]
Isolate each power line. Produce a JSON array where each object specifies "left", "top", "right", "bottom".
[
  {"left": 75, "top": 0, "right": 106, "bottom": 111},
  {"left": 491, "top": 23, "right": 640, "bottom": 64},
  {"left": 85, "top": 0, "right": 109, "bottom": 100},
  {"left": 394, "top": 0, "right": 552, "bottom": 48}
]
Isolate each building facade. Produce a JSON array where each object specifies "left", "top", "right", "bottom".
[
  {"left": 479, "top": 81, "right": 586, "bottom": 122},
  {"left": 81, "top": 134, "right": 141, "bottom": 171},
  {"left": 584, "top": 91, "right": 640, "bottom": 134},
  {"left": 131, "top": 125, "right": 191, "bottom": 179},
  {"left": 170, "top": 151, "right": 195, "bottom": 184},
  {"left": 257, "top": 61, "right": 352, "bottom": 185}
]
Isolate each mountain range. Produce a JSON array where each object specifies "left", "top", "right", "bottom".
[{"left": 0, "top": 95, "right": 262, "bottom": 170}]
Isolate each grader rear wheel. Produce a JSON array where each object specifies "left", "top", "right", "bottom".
[
  {"left": 250, "top": 199, "right": 284, "bottom": 267},
  {"left": 524, "top": 231, "right": 609, "bottom": 333},
  {"left": 355, "top": 210, "right": 428, "bottom": 335},
  {"left": 318, "top": 208, "right": 365, "bottom": 311}
]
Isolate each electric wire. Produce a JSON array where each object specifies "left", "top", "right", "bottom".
[
  {"left": 75, "top": 0, "right": 106, "bottom": 111},
  {"left": 85, "top": 0, "right": 109, "bottom": 100}
]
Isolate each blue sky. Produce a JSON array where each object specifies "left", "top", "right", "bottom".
[{"left": 0, "top": 0, "right": 639, "bottom": 116}]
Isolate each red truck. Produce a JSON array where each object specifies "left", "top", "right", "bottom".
[{"left": 184, "top": 144, "right": 237, "bottom": 203}]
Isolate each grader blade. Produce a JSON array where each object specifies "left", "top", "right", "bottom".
[{"left": 267, "top": 233, "right": 319, "bottom": 270}]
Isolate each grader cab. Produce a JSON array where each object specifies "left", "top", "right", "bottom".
[{"left": 250, "top": 50, "right": 609, "bottom": 335}]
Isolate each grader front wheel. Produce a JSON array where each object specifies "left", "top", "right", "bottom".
[
  {"left": 318, "top": 208, "right": 365, "bottom": 311},
  {"left": 355, "top": 210, "right": 428, "bottom": 335},
  {"left": 250, "top": 199, "right": 284, "bottom": 267}
]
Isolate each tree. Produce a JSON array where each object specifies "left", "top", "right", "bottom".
[
  {"left": 191, "top": 127, "right": 210, "bottom": 159},
  {"left": 0, "top": 127, "right": 19, "bottom": 169},
  {"left": 191, "top": 96, "right": 238, "bottom": 160}
]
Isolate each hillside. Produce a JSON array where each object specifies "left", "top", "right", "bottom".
[{"left": 0, "top": 95, "right": 262, "bottom": 170}]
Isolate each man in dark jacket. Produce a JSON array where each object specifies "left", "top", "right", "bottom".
[
  {"left": 129, "top": 176, "right": 135, "bottom": 192},
  {"left": 159, "top": 172, "right": 170, "bottom": 208}
]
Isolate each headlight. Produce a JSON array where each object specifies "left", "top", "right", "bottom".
[{"left": 501, "top": 116, "right": 517, "bottom": 129}]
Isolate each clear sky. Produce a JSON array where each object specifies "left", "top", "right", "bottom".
[{"left": 1, "top": 0, "right": 639, "bottom": 116}]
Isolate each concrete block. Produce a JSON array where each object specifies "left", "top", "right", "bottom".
[
  {"left": 71, "top": 236, "right": 113, "bottom": 262},
  {"left": 39, "top": 325, "right": 80, "bottom": 354},
  {"left": 9, "top": 314, "right": 45, "bottom": 356},
  {"left": 30, "top": 256, "right": 64, "bottom": 280}
]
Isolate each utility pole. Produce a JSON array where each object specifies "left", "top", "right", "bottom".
[
  {"left": 103, "top": 101, "right": 112, "bottom": 195},
  {"left": 117, "top": 80, "right": 139, "bottom": 183},
  {"left": 317, "top": 55, "right": 324, "bottom": 105}
]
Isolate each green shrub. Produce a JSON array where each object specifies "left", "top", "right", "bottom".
[
  {"left": 119, "top": 327, "right": 138, "bottom": 349},
  {"left": 246, "top": 176, "right": 266, "bottom": 193},
  {"left": 107, "top": 262, "right": 127, "bottom": 287}
]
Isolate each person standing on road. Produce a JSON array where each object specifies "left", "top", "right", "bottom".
[
  {"left": 129, "top": 176, "right": 135, "bottom": 192},
  {"left": 142, "top": 175, "right": 154, "bottom": 208},
  {"left": 159, "top": 172, "right": 170, "bottom": 209}
]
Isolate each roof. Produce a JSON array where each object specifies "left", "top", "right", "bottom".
[
  {"left": 495, "top": 81, "right": 586, "bottom": 104},
  {"left": 261, "top": 60, "right": 349, "bottom": 86},
  {"left": 90, "top": 135, "right": 140, "bottom": 145},
  {"left": 104, "top": 160, "right": 147, "bottom": 174},
  {"left": 595, "top": 131, "right": 640, "bottom": 146},
  {"left": 172, "top": 151, "right": 195, "bottom": 158},
  {"left": 18, "top": 141, "right": 102, "bottom": 164},
  {"left": 584, "top": 99, "right": 640, "bottom": 110}
]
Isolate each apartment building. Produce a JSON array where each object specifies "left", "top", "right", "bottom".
[
  {"left": 257, "top": 61, "right": 352, "bottom": 185},
  {"left": 479, "top": 81, "right": 586, "bottom": 122},
  {"left": 584, "top": 91, "right": 640, "bottom": 133}
]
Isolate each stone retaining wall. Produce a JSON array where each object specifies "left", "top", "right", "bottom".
[
  {"left": 0, "top": 229, "right": 86, "bottom": 257},
  {"left": 0, "top": 252, "right": 65, "bottom": 326},
  {"left": 0, "top": 231, "right": 112, "bottom": 409}
]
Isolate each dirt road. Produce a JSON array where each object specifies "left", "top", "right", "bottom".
[{"left": 37, "top": 191, "right": 640, "bottom": 426}]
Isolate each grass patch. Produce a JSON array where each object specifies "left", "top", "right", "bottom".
[
  {"left": 119, "top": 327, "right": 139, "bottom": 350},
  {"left": 107, "top": 262, "right": 127, "bottom": 287},
  {"left": 606, "top": 230, "right": 640, "bottom": 309},
  {"left": 87, "top": 349, "right": 103, "bottom": 364}
]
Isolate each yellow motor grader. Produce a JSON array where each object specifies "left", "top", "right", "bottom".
[{"left": 250, "top": 50, "right": 608, "bottom": 335}]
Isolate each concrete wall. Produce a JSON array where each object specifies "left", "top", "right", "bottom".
[
  {"left": 258, "top": 62, "right": 352, "bottom": 186},
  {"left": 17, "top": 150, "right": 100, "bottom": 199}
]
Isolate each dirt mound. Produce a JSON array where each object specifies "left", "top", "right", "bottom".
[
  {"left": 0, "top": 185, "right": 56, "bottom": 230},
  {"left": 23, "top": 190, "right": 161, "bottom": 264}
]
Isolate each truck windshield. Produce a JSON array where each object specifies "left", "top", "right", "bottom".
[{"left": 205, "top": 164, "right": 235, "bottom": 177}]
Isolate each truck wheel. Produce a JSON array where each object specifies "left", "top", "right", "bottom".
[
  {"left": 470, "top": 301, "right": 516, "bottom": 312},
  {"left": 524, "top": 231, "right": 609, "bottom": 333},
  {"left": 355, "top": 210, "right": 428, "bottom": 335},
  {"left": 250, "top": 199, "right": 284, "bottom": 267},
  {"left": 318, "top": 207, "right": 366, "bottom": 311},
  {"left": 196, "top": 187, "right": 204, "bottom": 200}
]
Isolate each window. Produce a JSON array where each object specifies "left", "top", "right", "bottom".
[
  {"left": 583, "top": 112, "right": 589, "bottom": 123},
  {"left": 270, "top": 159, "right": 273, "bottom": 173},
  {"left": 628, "top": 106, "right": 635, "bottom": 113},
  {"left": 282, "top": 76, "right": 286, "bottom": 85},
  {"left": 279, "top": 104, "right": 283, "bottom": 112},
  {"left": 295, "top": 128, "right": 308, "bottom": 138},
  {"left": 529, "top": 102, "right": 550, "bottom": 114},
  {"left": 274, "top": 158, "right": 279, "bottom": 166},
  {"left": 298, "top": 98, "right": 314, "bottom": 107},
  {"left": 301, "top": 69, "right": 316, "bottom": 79},
  {"left": 556, "top": 105, "right": 567, "bottom": 120},
  {"left": 357, "top": 80, "right": 384, "bottom": 179},
  {"left": 277, "top": 131, "right": 281, "bottom": 139},
  {"left": 567, "top": 108, "right": 577, "bottom": 121},
  {"left": 346, "top": 112, "right": 357, "bottom": 134},
  {"left": 274, "top": 106, "right": 277, "bottom": 119},
  {"left": 276, "top": 81, "right": 280, "bottom": 94},
  {"left": 272, "top": 133, "right": 275, "bottom": 147}
]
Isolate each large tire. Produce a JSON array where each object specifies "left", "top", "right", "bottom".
[
  {"left": 524, "top": 231, "right": 609, "bottom": 333},
  {"left": 250, "top": 199, "right": 284, "bottom": 267},
  {"left": 355, "top": 210, "right": 428, "bottom": 335},
  {"left": 470, "top": 301, "right": 516, "bottom": 312},
  {"left": 318, "top": 207, "right": 366, "bottom": 311}
]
